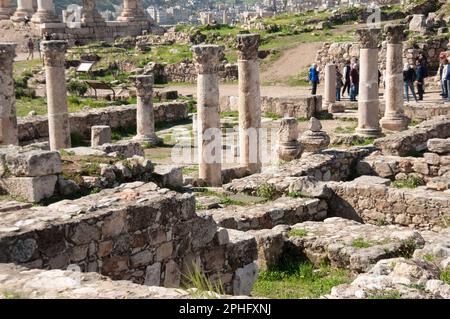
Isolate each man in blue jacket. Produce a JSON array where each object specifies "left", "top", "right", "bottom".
[{"left": 309, "top": 63, "right": 319, "bottom": 95}]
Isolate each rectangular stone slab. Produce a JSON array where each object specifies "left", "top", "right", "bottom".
[{"left": 0, "top": 175, "right": 57, "bottom": 202}]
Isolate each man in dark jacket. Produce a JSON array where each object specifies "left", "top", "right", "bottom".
[
  {"left": 341, "top": 60, "right": 351, "bottom": 97},
  {"left": 415, "top": 60, "right": 426, "bottom": 101},
  {"left": 403, "top": 63, "right": 417, "bottom": 102},
  {"left": 349, "top": 64, "right": 359, "bottom": 101}
]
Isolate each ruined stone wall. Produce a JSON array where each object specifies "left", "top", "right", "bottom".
[
  {"left": 0, "top": 182, "right": 258, "bottom": 294},
  {"left": 374, "top": 115, "right": 450, "bottom": 156},
  {"left": 327, "top": 177, "right": 450, "bottom": 229},
  {"left": 315, "top": 37, "right": 449, "bottom": 78},
  {"left": 17, "top": 101, "right": 188, "bottom": 142},
  {"left": 34, "top": 22, "right": 166, "bottom": 45},
  {"left": 219, "top": 95, "right": 322, "bottom": 119}
]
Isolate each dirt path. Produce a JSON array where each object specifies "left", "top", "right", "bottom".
[{"left": 260, "top": 42, "right": 323, "bottom": 83}]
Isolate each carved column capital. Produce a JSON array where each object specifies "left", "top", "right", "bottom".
[
  {"left": 237, "top": 33, "right": 260, "bottom": 60},
  {"left": 131, "top": 74, "right": 154, "bottom": 98},
  {"left": 41, "top": 40, "right": 67, "bottom": 67},
  {"left": 191, "top": 45, "right": 223, "bottom": 74},
  {"left": 384, "top": 24, "right": 405, "bottom": 44},
  {"left": 356, "top": 28, "right": 380, "bottom": 49}
]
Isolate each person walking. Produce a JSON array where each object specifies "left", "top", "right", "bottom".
[
  {"left": 24, "top": 15, "right": 30, "bottom": 27},
  {"left": 415, "top": 60, "right": 426, "bottom": 101},
  {"left": 309, "top": 63, "right": 319, "bottom": 95},
  {"left": 403, "top": 63, "right": 418, "bottom": 102},
  {"left": 336, "top": 68, "right": 343, "bottom": 101},
  {"left": 26, "top": 38, "right": 34, "bottom": 61},
  {"left": 341, "top": 60, "right": 351, "bottom": 97},
  {"left": 437, "top": 52, "right": 447, "bottom": 98},
  {"left": 349, "top": 63, "right": 359, "bottom": 101}
]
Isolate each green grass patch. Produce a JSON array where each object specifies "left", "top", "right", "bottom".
[
  {"left": 263, "top": 112, "right": 282, "bottom": 120},
  {"left": 440, "top": 269, "right": 450, "bottom": 284},
  {"left": 367, "top": 289, "right": 402, "bottom": 299},
  {"left": 351, "top": 237, "right": 375, "bottom": 248},
  {"left": 220, "top": 111, "right": 239, "bottom": 118},
  {"left": 288, "top": 228, "right": 308, "bottom": 237},
  {"left": 392, "top": 175, "right": 424, "bottom": 189},
  {"left": 252, "top": 255, "right": 353, "bottom": 299},
  {"left": 256, "top": 183, "right": 278, "bottom": 200}
]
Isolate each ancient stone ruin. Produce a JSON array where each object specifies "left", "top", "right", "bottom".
[{"left": 0, "top": 3, "right": 449, "bottom": 300}]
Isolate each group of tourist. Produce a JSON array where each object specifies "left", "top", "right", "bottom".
[{"left": 309, "top": 54, "right": 429, "bottom": 103}]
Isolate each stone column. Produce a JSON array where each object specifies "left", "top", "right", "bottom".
[
  {"left": 355, "top": 28, "right": 381, "bottom": 137},
  {"left": 277, "top": 117, "right": 302, "bottom": 162},
  {"left": 0, "top": 43, "right": 18, "bottom": 146},
  {"left": 0, "top": 0, "right": 12, "bottom": 20},
  {"left": 192, "top": 45, "right": 223, "bottom": 187},
  {"left": 31, "top": 0, "right": 59, "bottom": 23},
  {"left": 131, "top": 74, "right": 161, "bottom": 145},
  {"left": 323, "top": 63, "right": 336, "bottom": 112},
  {"left": 237, "top": 34, "right": 262, "bottom": 174},
  {"left": 11, "top": 0, "right": 34, "bottom": 22},
  {"left": 222, "top": 10, "right": 228, "bottom": 25},
  {"left": 42, "top": 41, "right": 71, "bottom": 150},
  {"left": 117, "top": 0, "right": 147, "bottom": 22},
  {"left": 380, "top": 24, "right": 409, "bottom": 132},
  {"left": 80, "top": 0, "right": 105, "bottom": 24}
]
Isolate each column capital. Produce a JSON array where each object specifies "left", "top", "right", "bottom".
[
  {"left": 236, "top": 33, "right": 260, "bottom": 60},
  {"left": 384, "top": 24, "right": 405, "bottom": 44},
  {"left": 41, "top": 40, "right": 68, "bottom": 67},
  {"left": 356, "top": 28, "right": 380, "bottom": 49},
  {"left": 131, "top": 74, "right": 154, "bottom": 97},
  {"left": 191, "top": 45, "right": 223, "bottom": 74},
  {"left": 0, "top": 43, "right": 16, "bottom": 60}
]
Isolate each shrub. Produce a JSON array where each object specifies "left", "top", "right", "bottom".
[{"left": 67, "top": 80, "right": 88, "bottom": 96}]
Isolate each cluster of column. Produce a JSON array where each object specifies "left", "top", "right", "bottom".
[
  {"left": 131, "top": 74, "right": 161, "bottom": 145},
  {"left": 0, "top": 43, "right": 18, "bottom": 146},
  {"left": 355, "top": 28, "right": 381, "bottom": 137},
  {"left": 237, "top": 34, "right": 262, "bottom": 174},
  {"left": 380, "top": 24, "right": 409, "bottom": 132},
  {"left": 192, "top": 45, "right": 223, "bottom": 187},
  {"left": 42, "top": 40, "right": 71, "bottom": 150}
]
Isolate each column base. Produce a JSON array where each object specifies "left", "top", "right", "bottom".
[
  {"left": 133, "top": 134, "right": 162, "bottom": 146},
  {"left": 11, "top": 10, "right": 34, "bottom": 22},
  {"left": 117, "top": 12, "right": 148, "bottom": 23},
  {"left": 0, "top": 8, "right": 11, "bottom": 20},
  {"left": 380, "top": 115, "right": 409, "bottom": 133},
  {"left": 355, "top": 127, "right": 382, "bottom": 138},
  {"left": 31, "top": 13, "right": 60, "bottom": 24}
]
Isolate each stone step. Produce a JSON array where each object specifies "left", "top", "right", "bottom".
[{"left": 199, "top": 196, "right": 327, "bottom": 231}]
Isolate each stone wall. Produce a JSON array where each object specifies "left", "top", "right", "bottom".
[
  {"left": 0, "top": 182, "right": 258, "bottom": 295},
  {"left": 219, "top": 95, "right": 322, "bottom": 119},
  {"left": 327, "top": 176, "right": 450, "bottom": 230},
  {"left": 17, "top": 101, "right": 188, "bottom": 143},
  {"left": 34, "top": 21, "right": 166, "bottom": 45},
  {"left": 374, "top": 115, "right": 450, "bottom": 156},
  {"left": 315, "top": 37, "right": 449, "bottom": 78},
  {"left": 145, "top": 60, "right": 238, "bottom": 83}
]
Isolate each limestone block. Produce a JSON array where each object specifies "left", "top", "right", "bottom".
[
  {"left": 1, "top": 149, "right": 61, "bottom": 177},
  {"left": 153, "top": 165, "right": 183, "bottom": 188},
  {"left": 97, "top": 141, "right": 144, "bottom": 158},
  {"left": 91, "top": 125, "right": 112, "bottom": 147},
  {"left": 427, "top": 138, "right": 450, "bottom": 154},
  {"left": 0, "top": 175, "right": 57, "bottom": 202},
  {"left": 232, "top": 262, "right": 258, "bottom": 296}
]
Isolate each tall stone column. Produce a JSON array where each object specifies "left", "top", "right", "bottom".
[
  {"left": 0, "top": 43, "right": 18, "bottom": 146},
  {"left": 117, "top": 0, "right": 147, "bottom": 22},
  {"left": 32, "top": 0, "right": 59, "bottom": 23},
  {"left": 131, "top": 74, "right": 161, "bottom": 145},
  {"left": 42, "top": 41, "right": 71, "bottom": 150},
  {"left": 355, "top": 28, "right": 382, "bottom": 137},
  {"left": 380, "top": 24, "right": 409, "bottom": 132},
  {"left": 80, "top": 0, "right": 105, "bottom": 24},
  {"left": 11, "top": 0, "right": 34, "bottom": 22},
  {"left": 237, "top": 34, "right": 262, "bottom": 174},
  {"left": 192, "top": 45, "right": 223, "bottom": 187},
  {"left": 222, "top": 10, "right": 228, "bottom": 25},
  {"left": 0, "top": 0, "right": 12, "bottom": 20},
  {"left": 323, "top": 63, "right": 336, "bottom": 112}
]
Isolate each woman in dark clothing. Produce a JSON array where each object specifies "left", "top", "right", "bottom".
[
  {"left": 403, "top": 63, "right": 418, "bottom": 102},
  {"left": 415, "top": 60, "right": 426, "bottom": 101},
  {"left": 349, "top": 64, "right": 359, "bottom": 102}
]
